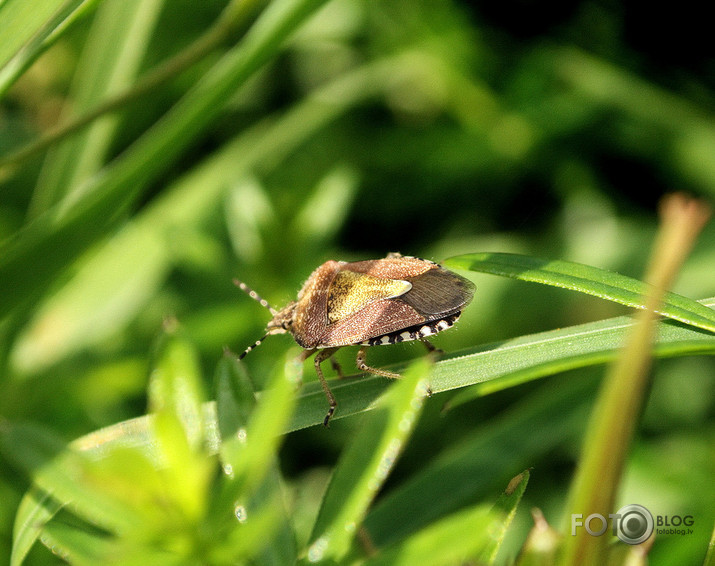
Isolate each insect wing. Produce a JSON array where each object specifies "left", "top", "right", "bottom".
[
  {"left": 319, "top": 298, "right": 425, "bottom": 347},
  {"left": 402, "top": 267, "right": 475, "bottom": 318}
]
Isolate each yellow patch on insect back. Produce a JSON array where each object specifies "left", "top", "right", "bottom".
[{"left": 327, "top": 271, "right": 412, "bottom": 323}]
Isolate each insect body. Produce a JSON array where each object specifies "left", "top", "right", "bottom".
[{"left": 237, "top": 253, "right": 474, "bottom": 425}]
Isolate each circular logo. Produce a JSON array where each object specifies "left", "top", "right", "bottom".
[{"left": 615, "top": 504, "right": 654, "bottom": 544}]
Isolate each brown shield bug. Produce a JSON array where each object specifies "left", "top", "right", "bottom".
[{"left": 236, "top": 253, "right": 474, "bottom": 425}]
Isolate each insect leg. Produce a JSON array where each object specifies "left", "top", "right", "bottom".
[
  {"left": 315, "top": 347, "right": 340, "bottom": 426},
  {"left": 355, "top": 346, "right": 401, "bottom": 379},
  {"left": 420, "top": 338, "right": 443, "bottom": 355},
  {"left": 329, "top": 355, "right": 344, "bottom": 379},
  {"left": 418, "top": 340, "right": 436, "bottom": 397}
]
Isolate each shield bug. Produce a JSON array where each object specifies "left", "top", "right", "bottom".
[{"left": 236, "top": 253, "right": 474, "bottom": 425}]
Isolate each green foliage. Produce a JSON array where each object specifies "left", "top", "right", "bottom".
[{"left": 1, "top": 0, "right": 713, "bottom": 564}]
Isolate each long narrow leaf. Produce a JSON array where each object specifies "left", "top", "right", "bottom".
[
  {"left": 206, "top": 351, "right": 298, "bottom": 564},
  {"left": 10, "top": 487, "right": 61, "bottom": 566},
  {"left": 54, "top": 297, "right": 715, "bottom": 462},
  {"left": 31, "top": 0, "right": 165, "bottom": 214},
  {"left": 0, "top": 0, "right": 101, "bottom": 98},
  {"left": 288, "top": 296, "right": 715, "bottom": 428},
  {"left": 479, "top": 470, "right": 531, "bottom": 564},
  {"left": 149, "top": 333, "right": 212, "bottom": 522},
  {"left": 444, "top": 252, "right": 715, "bottom": 332},
  {"left": 558, "top": 193, "right": 710, "bottom": 565}
]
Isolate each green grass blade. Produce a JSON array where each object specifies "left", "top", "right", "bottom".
[
  {"left": 220, "top": 349, "right": 297, "bottom": 500},
  {"left": 206, "top": 496, "right": 288, "bottom": 565},
  {"left": 219, "top": 469, "right": 298, "bottom": 566},
  {"left": 703, "top": 523, "right": 715, "bottom": 566},
  {"left": 39, "top": 518, "right": 184, "bottom": 566},
  {"left": 31, "top": 0, "right": 165, "bottom": 214},
  {"left": 479, "top": 470, "right": 531, "bottom": 565},
  {"left": 290, "top": 165, "right": 359, "bottom": 248},
  {"left": 10, "top": 487, "right": 61, "bottom": 566},
  {"left": 558, "top": 195, "right": 709, "bottom": 566},
  {"left": 444, "top": 252, "right": 715, "bottom": 333},
  {"left": 0, "top": 0, "right": 100, "bottom": 98},
  {"left": 218, "top": 351, "right": 295, "bottom": 524},
  {"left": 36, "top": 519, "right": 109, "bottom": 565},
  {"left": 213, "top": 352, "right": 296, "bottom": 501},
  {"left": 305, "top": 357, "right": 432, "bottom": 563},
  {"left": 149, "top": 333, "right": 206, "bottom": 453},
  {"left": 214, "top": 353, "right": 258, "bottom": 440},
  {"left": 148, "top": 332, "right": 213, "bottom": 523}
]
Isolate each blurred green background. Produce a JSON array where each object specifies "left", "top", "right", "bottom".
[{"left": 0, "top": 0, "right": 713, "bottom": 564}]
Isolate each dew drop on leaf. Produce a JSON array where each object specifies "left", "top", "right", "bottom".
[{"left": 234, "top": 504, "right": 248, "bottom": 523}]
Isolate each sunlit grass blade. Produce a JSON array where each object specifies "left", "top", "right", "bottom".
[
  {"left": 364, "top": 503, "right": 499, "bottom": 566},
  {"left": 206, "top": 496, "right": 289, "bottom": 565},
  {"left": 0, "top": 0, "right": 101, "bottom": 98},
  {"left": 10, "top": 487, "right": 61, "bottom": 566},
  {"left": 149, "top": 331, "right": 213, "bottom": 522},
  {"left": 444, "top": 252, "right": 715, "bottom": 332},
  {"left": 8, "top": 428, "right": 177, "bottom": 565},
  {"left": 291, "top": 297, "right": 715, "bottom": 425},
  {"left": 208, "top": 351, "right": 298, "bottom": 564},
  {"left": 39, "top": 517, "right": 183, "bottom": 566},
  {"left": 479, "top": 470, "right": 531, "bottom": 565},
  {"left": 149, "top": 331, "right": 206, "bottom": 451},
  {"left": 703, "top": 524, "right": 715, "bottom": 566},
  {"left": 0, "top": 0, "right": 270, "bottom": 173},
  {"left": 36, "top": 518, "right": 110, "bottom": 565},
  {"left": 214, "top": 352, "right": 258, "bottom": 439},
  {"left": 304, "top": 357, "right": 431, "bottom": 563},
  {"left": 10, "top": 223, "right": 171, "bottom": 375},
  {"left": 289, "top": 165, "right": 358, "bottom": 248},
  {"left": 216, "top": 470, "right": 298, "bottom": 566}
]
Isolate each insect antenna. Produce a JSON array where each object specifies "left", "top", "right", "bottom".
[
  {"left": 235, "top": 279, "right": 280, "bottom": 359},
  {"left": 239, "top": 333, "right": 270, "bottom": 359},
  {"left": 233, "top": 278, "right": 278, "bottom": 316}
]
